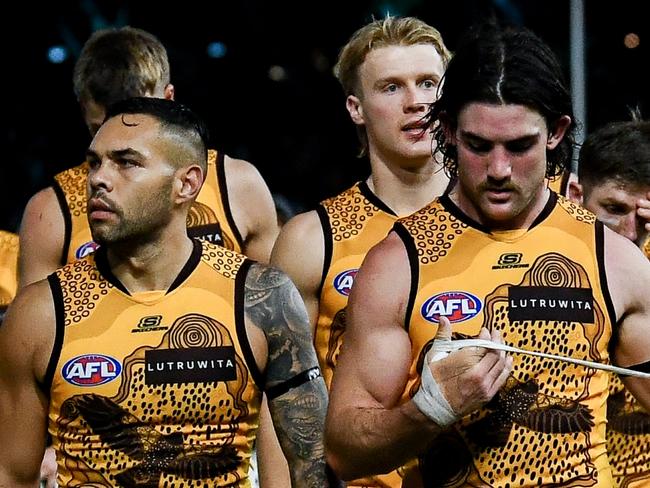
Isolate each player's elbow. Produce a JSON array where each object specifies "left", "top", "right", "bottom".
[
  {"left": 324, "top": 426, "right": 365, "bottom": 481},
  {"left": 325, "top": 446, "right": 358, "bottom": 481}
]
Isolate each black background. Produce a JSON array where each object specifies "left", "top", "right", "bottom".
[{"left": 2, "top": 0, "right": 647, "bottom": 231}]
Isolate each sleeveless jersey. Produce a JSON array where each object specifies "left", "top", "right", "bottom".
[
  {"left": 0, "top": 230, "right": 18, "bottom": 316},
  {"left": 315, "top": 181, "right": 408, "bottom": 488},
  {"left": 395, "top": 192, "right": 616, "bottom": 487},
  {"left": 315, "top": 181, "right": 398, "bottom": 390},
  {"left": 46, "top": 239, "right": 262, "bottom": 487},
  {"left": 53, "top": 149, "right": 243, "bottom": 264},
  {"left": 606, "top": 241, "right": 650, "bottom": 488}
]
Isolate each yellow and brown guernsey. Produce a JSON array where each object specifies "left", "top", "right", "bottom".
[
  {"left": 315, "top": 181, "right": 399, "bottom": 390},
  {"left": 607, "top": 236, "right": 650, "bottom": 488},
  {"left": 607, "top": 375, "right": 650, "bottom": 488},
  {"left": 53, "top": 149, "right": 243, "bottom": 264},
  {"left": 45, "top": 240, "right": 262, "bottom": 487},
  {"left": 315, "top": 181, "right": 403, "bottom": 487},
  {"left": 395, "top": 192, "right": 616, "bottom": 487}
]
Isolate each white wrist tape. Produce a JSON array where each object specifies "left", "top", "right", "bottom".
[{"left": 412, "top": 349, "right": 459, "bottom": 428}]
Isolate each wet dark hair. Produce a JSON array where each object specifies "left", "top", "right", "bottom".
[
  {"left": 105, "top": 97, "right": 209, "bottom": 171},
  {"left": 429, "top": 21, "right": 576, "bottom": 178}
]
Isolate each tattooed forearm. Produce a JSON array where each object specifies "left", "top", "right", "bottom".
[
  {"left": 245, "top": 264, "right": 332, "bottom": 486},
  {"left": 245, "top": 264, "right": 319, "bottom": 384},
  {"left": 270, "top": 379, "right": 330, "bottom": 487}
]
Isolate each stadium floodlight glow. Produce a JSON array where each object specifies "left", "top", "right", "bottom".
[
  {"left": 207, "top": 42, "right": 227, "bottom": 59},
  {"left": 47, "top": 45, "right": 68, "bottom": 64}
]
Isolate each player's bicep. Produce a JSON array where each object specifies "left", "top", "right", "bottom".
[
  {"left": 225, "top": 157, "right": 279, "bottom": 263},
  {"left": 331, "top": 233, "right": 413, "bottom": 409},
  {"left": 616, "top": 309, "right": 650, "bottom": 411},
  {"left": 0, "top": 282, "right": 54, "bottom": 483},
  {"left": 270, "top": 212, "right": 324, "bottom": 327}
]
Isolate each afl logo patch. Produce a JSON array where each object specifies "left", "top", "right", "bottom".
[
  {"left": 333, "top": 269, "right": 358, "bottom": 296},
  {"left": 75, "top": 241, "right": 100, "bottom": 259},
  {"left": 62, "top": 354, "right": 122, "bottom": 386},
  {"left": 421, "top": 291, "right": 482, "bottom": 324}
]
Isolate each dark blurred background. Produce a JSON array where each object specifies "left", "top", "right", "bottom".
[{"left": 1, "top": 0, "right": 647, "bottom": 232}]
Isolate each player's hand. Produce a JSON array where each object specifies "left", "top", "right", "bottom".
[{"left": 429, "top": 317, "right": 512, "bottom": 417}]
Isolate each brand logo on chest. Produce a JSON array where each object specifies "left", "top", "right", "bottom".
[
  {"left": 421, "top": 291, "right": 482, "bottom": 324},
  {"left": 492, "top": 252, "right": 530, "bottom": 270},
  {"left": 75, "top": 241, "right": 100, "bottom": 259},
  {"left": 145, "top": 347, "right": 237, "bottom": 385},
  {"left": 508, "top": 286, "right": 594, "bottom": 322},
  {"left": 188, "top": 223, "right": 224, "bottom": 245},
  {"left": 62, "top": 354, "right": 122, "bottom": 386},
  {"left": 131, "top": 315, "right": 169, "bottom": 333},
  {"left": 333, "top": 269, "right": 358, "bottom": 296}
]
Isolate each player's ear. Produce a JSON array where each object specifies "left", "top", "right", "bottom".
[
  {"left": 164, "top": 83, "right": 175, "bottom": 101},
  {"left": 566, "top": 176, "right": 584, "bottom": 205},
  {"left": 547, "top": 115, "right": 571, "bottom": 149},
  {"left": 175, "top": 165, "right": 203, "bottom": 204},
  {"left": 346, "top": 95, "right": 364, "bottom": 126}
]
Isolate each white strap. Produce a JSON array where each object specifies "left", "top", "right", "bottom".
[
  {"left": 413, "top": 350, "right": 460, "bottom": 428},
  {"left": 430, "top": 338, "right": 650, "bottom": 379}
]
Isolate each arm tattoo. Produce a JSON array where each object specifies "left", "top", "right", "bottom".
[{"left": 245, "top": 264, "right": 331, "bottom": 487}]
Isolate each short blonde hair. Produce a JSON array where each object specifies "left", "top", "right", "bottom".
[
  {"left": 335, "top": 16, "right": 451, "bottom": 97},
  {"left": 334, "top": 16, "right": 451, "bottom": 155}
]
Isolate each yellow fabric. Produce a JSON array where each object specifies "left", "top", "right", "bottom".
[
  {"left": 546, "top": 173, "right": 566, "bottom": 194},
  {"left": 316, "top": 182, "right": 403, "bottom": 487},
  {"left": 316, "top": 182, "right": 397, "bottom": 389},
  {"left": 397, "top": 193, "right": 614, "bottom": 487},
  {"left": 607, "top": 241, "right": 650, "bottom": 488},
  {"left": 54, "top": 149, "right": 242, "bottom": 264},
  {"left": 48, "top": 240, "right": 261, "bottom": 487},
  {"left": 607, "top": 375, "right": 650, "bottom": 487},
  {"left": 0, "top": 230, "right": 18, "bottom": 311}
]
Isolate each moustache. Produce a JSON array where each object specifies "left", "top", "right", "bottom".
[{"left": 88, "top": 193, "right": 120, "bottom": 214}]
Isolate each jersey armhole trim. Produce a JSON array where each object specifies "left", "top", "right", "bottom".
[
  {"left": 315, "top": 205, "right": 332, "bottom": 299},
  {"left": 596, "top": 221, "right": 617, "bottom": 330},
  {"left": 217, "top": 151, "right": 245, "bottom": 250},
  {"left": 43, "top": 274, "right": 66, "bottom": 393},
  {"left": 235, "top": 258, "right": 265, "bottom": 389},
  {"left": 392, "top": 223, "right": 419, "bottom": 333}
]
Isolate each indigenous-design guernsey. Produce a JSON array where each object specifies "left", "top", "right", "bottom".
[
  {"left": 315, "top": 181, "right": 398, "bottom": 390},
  {"left": 315, "top": 181, "right": 402, "bottom": 487},
  {"left": 395, "top": 192, "right": 616, "bottom": 487},
  {"left": 607, "top": 237, "right": 650, "bottom": 488},
  {"left": 46, "top": 240, "right": 262, "bottom": 487},
  {"left": 53, "top": 149, "right": 243, "bottom": 264},
  {"left": 607, "top": 375, "right": 650, "bottom": 488}
]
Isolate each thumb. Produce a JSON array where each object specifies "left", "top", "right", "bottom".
[
  {"left": 428, "top": 316, "right": 453, "bottom": 363},
  {"left": 435, "top": 315, "right": 452, "bottom": 341}
]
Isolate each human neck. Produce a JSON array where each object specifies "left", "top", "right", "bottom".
[
  {"left": 366, "top": 155, "right": 449, "bottom": 217},
  {"left": 104, "top": 229, "right": 195, "bottom": 293},
  {"left": 451, "top": 186, "right": 551, "bottom": 231}
]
